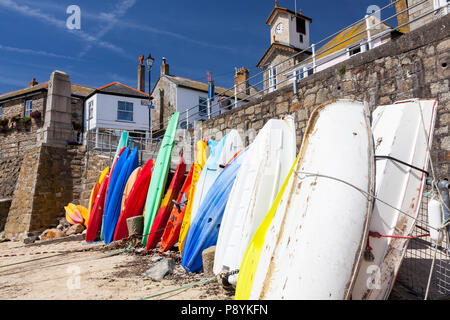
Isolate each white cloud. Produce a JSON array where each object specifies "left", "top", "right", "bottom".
[
  {"left": 0, "top": 0, "right": 131, "bottom": 59},
  {"left": 0, "top": 44, "right": 79, "bottom": 60}
]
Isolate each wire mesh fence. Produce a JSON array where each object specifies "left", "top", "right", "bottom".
[{"left": 395, "top": 182, "right": 450, "bottom": 300}]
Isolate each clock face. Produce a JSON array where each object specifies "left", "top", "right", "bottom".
[{"left": 275, "top": 23, "right": 284, "bottom": 34}]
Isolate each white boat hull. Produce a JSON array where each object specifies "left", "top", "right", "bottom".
[
  {"left": 252, "top": 100, "right": 375, "bottom": 300},
  {"left": 351, "top": 99, "right": 438, "bottom": 300},
  {"left": 213, "top": 117, "right": 297, "bottom": 284}
]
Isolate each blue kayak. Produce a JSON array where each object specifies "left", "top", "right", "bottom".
[
  {"left": 181, "top": 148, "right": 247, "bottom": 273},
  {"left": 103, "top": 146, "right": 139, "bottom": 244}
]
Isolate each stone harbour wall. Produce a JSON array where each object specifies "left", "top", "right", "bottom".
[
  {"left": 200, "top": 14, "right": 450, "bottom": 179},
  {"left": 0, "top": 155, "right": 23, "bottom": 199}
]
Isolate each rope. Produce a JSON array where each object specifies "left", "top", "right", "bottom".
[
  {"left": 0, "top": 245, "right": 133, "bottom": 277},
  {"left": 141, "top": 276, "right": 217, "bottom": 300},
  {"left": 369, "top": 231, "right": 430, "bottom": 240}
]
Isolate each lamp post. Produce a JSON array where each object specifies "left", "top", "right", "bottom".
[{"left": 146, "top": 53, "right": 154, "bottom": 143}]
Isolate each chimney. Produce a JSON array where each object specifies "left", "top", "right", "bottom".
[
  {"left": 29, "top": 78, "right": 38, "bottom": 87},
  {"left": 137, "top": 54, "right": 146, "bottom": 93},
  {"left": 234, "top": 67, "right": 250, "bottom": 96},
  {"left": 161, "top": 57, "right": 169, "bottom": 76}
]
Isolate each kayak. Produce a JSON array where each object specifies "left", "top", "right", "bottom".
[
  {"left": 113, "top": 159, "right": 153, "bottom": 241},
  {"left": 104, "top": 146, "right": 139, "bottom": 244},
  {"left": 214, "top": 117, "right": 296, "bottom": 285},
  {"left": 351, "top": 98, "right": 438, "bottom": 300},
  {"left": 101, "top": 146, "right": 127, "bottom": 240},
  {"left": 178, "top": 140, "right": 210, "bottom": 254},
  {"left": 182, "top": 149, "right": 247, "bottom": 273},
  {"left": 146, "top": 153, "right": 186, "bottom": 250},
  {"left": 236, "top": 99, "right": 375, "bottom": 300},
  {"left": 160, "top": 164, "right": 194, "bottom": 252},
  {"left": 142, "top": 112, "right": 180, "bottom": 246},
  {"left": 65, "top": 203, "right": 84, "bottom": 225},
  {"left": 112, "top": 131, "right": 129, "bottom": 166},
  {"left": 86, "top": 173, "right": 110, "bottom": 242}
]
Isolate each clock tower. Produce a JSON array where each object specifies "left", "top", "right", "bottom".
[{"left": 257, "top": 2, "right": 313, "bottom": 92}]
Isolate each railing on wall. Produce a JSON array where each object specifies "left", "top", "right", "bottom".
[{"left": 149, "top": 0, "right": 448, "bottom": 139}]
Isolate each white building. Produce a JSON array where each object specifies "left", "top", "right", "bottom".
[
  {"left": 151, "top": 58, "right": 250, "bottom": 133},
  {"left": 84, "top": 81, "right": 151, "bottom": 147}
]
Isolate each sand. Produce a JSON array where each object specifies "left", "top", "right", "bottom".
[{"left": 0, "top": 237, "right": 234, "bottom": 300}]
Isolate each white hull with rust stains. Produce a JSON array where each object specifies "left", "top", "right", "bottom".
[
  {"left": 251, "top": 100, "right": 375, "bottom": 300},
  {"left": 352, "top": 99, "right": 438, "bottom": 300}
]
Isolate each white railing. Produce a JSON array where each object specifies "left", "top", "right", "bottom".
[{"left": 149, "top": 0, "right": 447, "bottom": 138}]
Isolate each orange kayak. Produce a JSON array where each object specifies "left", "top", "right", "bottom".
[
  {"left": 146, "top": 154, "right": 186, "bottom": 250},
  {"left": 160, "top": 164, "right": 194, "bottom": 252}
]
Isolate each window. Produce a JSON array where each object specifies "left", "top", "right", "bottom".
[
  {"left": 25, "top": 100, "right": 32, "bottom": 117},
  {"left": 296, "top": 17, "right": 306, "bottom": 34},
  {"left": 268, "top": 66, "right": 277, "bottom": 92},
  {"left": 0, "top": 105, "right": 2, "bottom": 118},
  {"left": 199, "top": 97, "right": 208, "bottom": 119},
  {"left": 299, "top": 34, "right": 304, "bottom": 43},
  {"left": 349, "top": 45, "right": 362, "bottom": 56},
  {"left": 88, "top": 101, "right": 94, "bottom": 120},
  {"left": 117, "top": 101, "right": 133, "bottom": 122}
]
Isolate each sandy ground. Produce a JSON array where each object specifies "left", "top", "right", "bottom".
[
  {"left": 0, "top": 234, "right": 442, "bottom": 300},
  {"left": 0, "top": 236, "right": 234, "bottom": 300}
]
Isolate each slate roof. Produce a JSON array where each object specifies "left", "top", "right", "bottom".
[
  {"left": 0, "top": 82, "right": 95, "bottom": 102},
  {"left": 94, "top": 81, "right": 150, "bottom": 99}
]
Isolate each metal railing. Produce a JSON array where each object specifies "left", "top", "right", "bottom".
[{"left": 149, "top": 0, "right": 448, "bottom": 138}]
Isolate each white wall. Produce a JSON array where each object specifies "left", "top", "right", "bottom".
[{"left": 85, "top": 93, "right": 149, "bottom": 132}]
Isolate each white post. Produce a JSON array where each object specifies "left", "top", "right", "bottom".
[
  {"left": 312, "top": 43, "right": 316, "bottom": 74},
  {"left": 365, "top": 15, "right": 372, "bottom": 50},
  {"left": 207, "top": 99, "right": 211, "bottom": 120},
  {"left": 95, "top": 128, "right": 99, "bottom": 149}
]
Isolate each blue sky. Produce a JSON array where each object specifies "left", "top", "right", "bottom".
[{"left": 0, "top": 0, "right": 396, "bottom": 94}]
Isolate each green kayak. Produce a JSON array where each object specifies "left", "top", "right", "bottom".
[{"left": 142, "top": 112, "right": 180, "bottom": 246}]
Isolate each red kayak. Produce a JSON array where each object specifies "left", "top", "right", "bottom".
[
  {"left": 160, "top": 164, "right": 194, "bottom": 252},
  {"left": 113, "top": 159, "right": 154, "bottom": 241},
  {"left": 85, "top": 173, "right": 110, "bottom": 242},
  {"left": 146, "top": 154, "right": 186, "bottom": 250}
]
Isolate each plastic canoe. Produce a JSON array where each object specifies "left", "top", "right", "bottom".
[
  {"left": 189, "top": 137, "right": 227, "bottom": 226},
  {"left": 236, "top": 100, "right": 375, "bottom": 300},
  {"left": 352, "top": 99, "right": 438, "bottom": 300},
  {"left": 77, "top": 205, "right": 89, "bottom": 227},
  {"left": 112, "top": 131, "right": 129, "bottom": 166},
  {"left": 98, "top": 167, "right": 110, "bottom": 185},
  {"left": 114, "top": 159, "right": 153, "bottom": 241},
  {"left": 101, "top": 146, "right": 126, "bottom": 240},
  {"left": 160, "top": 164, "right": 194, "bottom": 252},
  {"left": 181, "top": 149, "right": 247, "bottom": 273},
  {"left": 178, "top": 140, "right": 210, "bottom": 254},
  {"left": 146, "top": 154, "right": 186, "bottom": 250},
  {"left": 86, "top": 173, "right": 110, "bottom": 242},
  {"left": 217, "top": 130, "right": 244, "bottom": 175},
  {"left": 120, "top": 167, "right": 142, "bottom": 216},
  {"left": 104, "top": 146, "right": 139, "bottom": 244},
  {"left": 142, "top": 112, "right": 180, "bottom": 246},
  {"left": 214, "top": 117, "right": 296, "bottom": 285},
  {"left": 65, "top": 203, "right": 84, "bottom": 225}
]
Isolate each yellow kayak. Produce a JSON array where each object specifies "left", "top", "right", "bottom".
[
  {"left": 178, "top": 140, "right": 209, "bottom": 254},
  {"left": 98, "top": 167, "right": 110, "bottom": 185},
  {"left": 235, "top": 154, "right": 299, "bottom": 300},
  {"left": 77, "top": 205, "right": 89, "bottom": 227},
  {"left": 65, "top": 203, "right": 84, "bottom": 225}
]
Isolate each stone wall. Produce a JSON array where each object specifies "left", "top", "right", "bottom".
[
  {"left": 0, "top": 199, "right": 11, "bottom": 231},
  {"left": 79, "top": 150, "right": 111, "bottom": 208},
  {"left": 200, "top": 14, "right": 450, "bottom": 179},
  {"left": 3, "top": 144, "right": 86, "bottom": 239},
  {"left": 0, "top": 155, "right": 23, "bottom": 199},
  {"left": 0, "top": 93, "right": 46, "bottom": 158}
]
